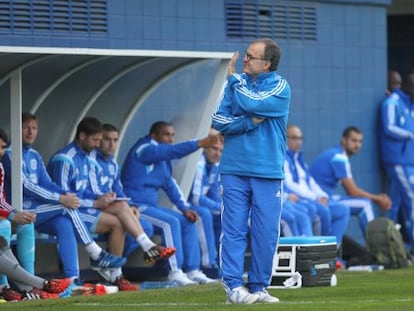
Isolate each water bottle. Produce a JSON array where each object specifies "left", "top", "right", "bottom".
[{"left": 140, "top": 281, "right": 179, "bottom": 290}]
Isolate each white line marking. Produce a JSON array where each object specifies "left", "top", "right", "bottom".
[{"left": 74, "top": 297, "right": 414, "bottom": 307}]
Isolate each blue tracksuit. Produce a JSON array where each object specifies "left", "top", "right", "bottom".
[
  {"left": 48, "top": 141, "right": 98, "bottom": 208},
  {"left": 188, "top": 152, "right": 221, "bottom": 267},
  {"left": 47, "top": 141, "right": 105, "bottom": 233},
  {"left": 3, "top": 144, "right": 95, "bottom": 278},
  {"left": 121, "top": 136, "right": 201, "bottom": 272},
  {"left": 281, "top": 189, "right": 314, "bottom": 237},
  {"left": 212, "top": 71, "right": 290, "bottom": 293},
  {"left": 90, "top": 149, "right": 154, "bottom": 257},
  {"left": 379, "top": 89, "right": 414, "bottom": 249},
  {"left": 285, "top": 149, "right": 350, "bottom": 246},
  {"left": 309, "top": 146, "right": 374, "bottom": 232}
]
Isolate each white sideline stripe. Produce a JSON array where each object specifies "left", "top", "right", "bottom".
[{"left": 75, "top": 297, "right": 413, "bottom": 307}]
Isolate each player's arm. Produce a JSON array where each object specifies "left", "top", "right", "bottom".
[
  {"left": 163, "top": 176, "right": 198, "bottom": 222},
  {"left": 381, "top": 97, "right": 414, "bottom": 140},
  {"left": 341, "top": 177, "right": 391, "bottom": 210},
  {"left": 138, "top": 141, "right": 199, "bottom": 165}
]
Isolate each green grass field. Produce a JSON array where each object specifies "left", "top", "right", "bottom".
[{"left": 2, "top": 266, "right": 414, "bottom": 311}]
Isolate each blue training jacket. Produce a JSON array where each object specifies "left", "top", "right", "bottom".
[
  {"left": 211, "top": 71, "right": 290, "bottom": 179},
  {"left": 121, "top": 135, "right": 199, "bottom": 211},
  {"left": 88, "top": 149, "right": 134, "bottom": 205},
  {"left": 2, "top": 145, "right": 64, "bottom": 210},
  {"left": 379, "top": 89, "right": 414, "bottom": 165},
  {"left": 47, "top": 141, "right": 97, "bottom": 208}
]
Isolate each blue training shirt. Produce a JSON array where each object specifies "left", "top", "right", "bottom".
[
  {"left": 309, "top": 146, "right": 352, "bottom": 195},
  {"left": 121, "top": 135, "right": 199, "bottom": 211}
]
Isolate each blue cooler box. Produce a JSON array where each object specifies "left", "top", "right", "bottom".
[{"left": 270, "top": 236, "right": 337, "bottom": 288}]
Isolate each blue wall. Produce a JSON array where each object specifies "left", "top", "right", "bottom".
[{"left": 0, "top": 0, "right": 391, "bottom": 197}]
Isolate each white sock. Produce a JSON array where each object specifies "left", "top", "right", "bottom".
[
  {"left": 136, "top": 233, "right": 156, "bottom": 252},
  {"left": 84, "top": 242, "right": 102, "bottom": 260},
  {"left": 110, "top": 268, "right": 122, "bottom": 283}
]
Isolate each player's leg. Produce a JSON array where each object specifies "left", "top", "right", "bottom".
[
  {"left": 290, "top": 202, "right": 314, "bottom": 236},
  {"left": 339, "top": 197, "right": 373, "bottom": 233},
  {"left": 0, "top": 219, "right": 11, "bottom": 291},
  {"left": 12, "top": 223, "right": 35, "bottom": 275},
  {"left": 102, "top": 201, "right": 167, "bottom": 255},
  {"left": 191, "top": 205, "right": 217, "bottom": 268},
  {"left": 35, "top": 216, "right": 80, "bottom": 280},
  {"left": 140, "top": 206, "right": 194, "bottom": 285},
  {"left": 280, "top": 201, "right": 299, "bottom": 236},
  {"left": 393, "top": 165, "right": 414, "bottom": 251},
  {"left": 0, "top": 236, "right": 69, "bottom": 294},
  {"left": 328, "top": 201, "right": 351, "bottom": 248}
]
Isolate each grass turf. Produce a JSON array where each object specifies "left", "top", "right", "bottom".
[{"left": 2, "top": 266, "right": 414, "bottom": 310}]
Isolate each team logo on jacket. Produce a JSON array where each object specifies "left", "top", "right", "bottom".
[
  {"left": 30, "top": 159, "right": 37, "bottom": 170},
  {"left": 109, "top": 164, "right": 115, "bottom": 175},
  {"left": 100, "top": 176, "right": 109, "bottom": 186},
  {"left": 29, "top": 173, "right": 38, "bottom": 183},
  {"left": 76, "top": 180, "right": 84, "bottom": 190}
]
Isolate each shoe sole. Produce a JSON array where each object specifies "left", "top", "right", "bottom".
[{"left": 226, "top": 292, "right": 259, "bottom": 304}]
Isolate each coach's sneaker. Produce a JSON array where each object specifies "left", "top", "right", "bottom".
[
  {"left": 144, "top": 245, "right": 176, "bottom": 264},
  {"left": 90, "top": 250, "right": 126, "bottom": 269},
  {"left": 43, "top": 278, "right": 71, "bottom": 293},
  {"left": 187, "top": 270, "right": 218, "bottom": 284},
  {"left": 1, "top": 287, "right": 23, "bottom": 301},
  {"left": 168, "top": 269, "right": 197, "bottom": 286},
  {"left": 226, "top": 286, "right": 260, "bottom": 304},
  {"left": 253, "top": 289, "right": 280, "bottom": 303}
]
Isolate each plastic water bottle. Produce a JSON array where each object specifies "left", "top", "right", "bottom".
[{"left": 140, "top": 281, "right": 179, "bottom": 290}]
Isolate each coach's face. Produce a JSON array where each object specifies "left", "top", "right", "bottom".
[{"left": 243, "top": 42, "right": 270, "bottom": 79}]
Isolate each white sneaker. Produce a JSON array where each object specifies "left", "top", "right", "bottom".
[
  {"left": 226, "top": 286, "right": 259, "bottom": 304},
  {"left": 186, "top": 270, "right": 218, "bottom": 284},
  {"left": 94, "top": 268, "right": 114, "bottom": 282},
  {"left": 254, "top": 290, "right": 280, "bottom": 303},
  {"left": 168, "top": 270, "right": 197, "bottom": 286}
]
